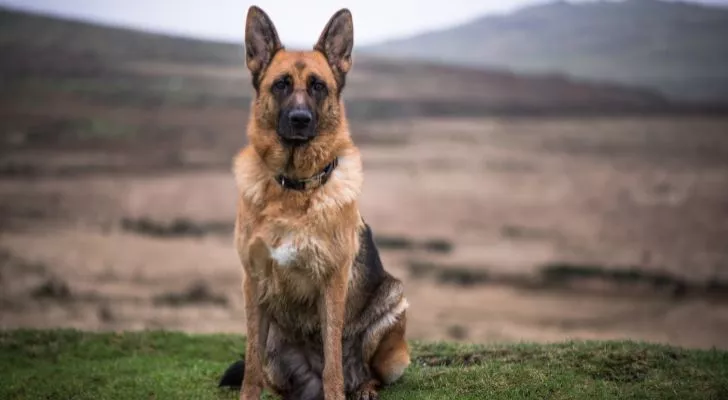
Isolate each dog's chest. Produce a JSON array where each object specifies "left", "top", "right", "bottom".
[
  {"left": 258, "top": 231, "right": 327, "bottom": 333},
  {"left": 267, "top": 222, "right": 331, "bottom": 272},
  {"left": 256, "top": 218, "right": 333, "bottom": 289},
  {"left": 268, "top": 234, "right": 308, "bottom": 269},
  {"left": 255, "top": 215, "right": 357, "bottom": 333}
]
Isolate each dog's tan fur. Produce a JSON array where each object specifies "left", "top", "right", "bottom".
[{"left": 231, "top": 6, "right": 410, "bottom": 400}]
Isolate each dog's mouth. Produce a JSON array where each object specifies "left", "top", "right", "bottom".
[{"left": 280, "top": 135, "right": 313, "bottom": 147}]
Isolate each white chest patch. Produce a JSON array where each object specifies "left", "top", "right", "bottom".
[{"left": 269, "top": 238, "right": 298, "bottom": 268}]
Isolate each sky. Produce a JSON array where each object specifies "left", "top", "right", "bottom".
[{"left": 1, "top": 0, "right": 727, "bottom": 46}]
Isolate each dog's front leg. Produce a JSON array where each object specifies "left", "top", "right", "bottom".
[
  {"left": 241, "top": 273, "right": 265, "bottom": 400},
  {"left": 320, "top": 262, "right": 350, "bottom": 400}
]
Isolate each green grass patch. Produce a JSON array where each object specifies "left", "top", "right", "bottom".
[{"left": 1, "top": 329, "right": 726, "bottom": 399}]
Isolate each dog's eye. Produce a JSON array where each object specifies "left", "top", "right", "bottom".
[
  {"left": 272, "top": 79, "right": 289, "bottom": 92},
  {"left": 312, "top": 81, "right": 326, "bottom": 92}
]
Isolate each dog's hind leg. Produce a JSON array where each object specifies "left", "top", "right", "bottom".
[
  {"left": 369, "top": 311, "right": 410, "bottom": 386},
  {"left": 351, "top": 310, "right": 410, "bottom": 400}
]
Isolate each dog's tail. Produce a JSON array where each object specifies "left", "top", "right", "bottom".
[{"left": 218, "top": 359, "right": 245, "bottom": 389}]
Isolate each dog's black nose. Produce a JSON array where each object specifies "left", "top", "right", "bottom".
[{"left": 288, "top": 109, "right": 312, "bottom": 129}]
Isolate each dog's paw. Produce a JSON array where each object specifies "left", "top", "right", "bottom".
[
  {"left": 350, "top": 389, "right": 378, "bottom": 400},
  {"left": 350, "top": 381, "right": 379, "bottom": 400}
]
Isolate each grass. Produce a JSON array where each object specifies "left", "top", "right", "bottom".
[{"left": 1, "top": 330, "right": 727, "bottom": 399}]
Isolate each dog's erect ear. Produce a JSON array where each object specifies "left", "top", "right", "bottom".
[
  {"left": 314, "top": 9, "right": 354, "bottom": 84},
  {"left": 245, "top": 6, "right": 282, "bottom": 89}
]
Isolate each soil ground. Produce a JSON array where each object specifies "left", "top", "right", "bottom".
[{"left": 3, "top": 111, "right": 728, "bottom": 349}]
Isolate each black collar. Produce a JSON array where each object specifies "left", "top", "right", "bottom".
[{"left": 275, "top": 157, "right": 339, "bottom": 191}]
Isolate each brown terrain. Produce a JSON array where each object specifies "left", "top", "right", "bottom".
[{"left": 1, "top": 8, "right": 728, "bottom": 350}]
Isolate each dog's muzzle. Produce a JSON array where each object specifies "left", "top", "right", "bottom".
[{"left": 278, "top": 106, "right": 316, "bottom": 146}]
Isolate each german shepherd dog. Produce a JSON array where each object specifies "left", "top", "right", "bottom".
[{"left": 218, "top": 6, "right": 410, "bottom": 400}]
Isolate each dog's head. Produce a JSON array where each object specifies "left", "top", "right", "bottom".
[{"left": 244, "top": 6, "right": 353, "bottom": 148}]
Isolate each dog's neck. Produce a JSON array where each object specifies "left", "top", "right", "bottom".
[
  {"left": 277, "top": 141, "right": 342, "bottom": 180},
  {"left": 275, "top": 156, "right": 339, "bottom": 191},
  {"left": 235, "top": 133, "right": 363, "bottom": 209}
]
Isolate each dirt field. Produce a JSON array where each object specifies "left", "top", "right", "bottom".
[{"left": 2, "top": 114, "right": 728, "bottom": 350}]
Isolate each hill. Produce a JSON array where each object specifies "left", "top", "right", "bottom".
[
  {"left": 0, "top": 5, "right": 678, "bottom": 120},
  {"left": 1, "top": 329, "right": 726, "bottom": 399},
  {"left": 363, "top": 0, "right": 728, "bottom": 102}
]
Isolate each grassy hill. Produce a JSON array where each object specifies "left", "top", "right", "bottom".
[
  {"left": 1, "top": 329, "right": 726, "bottom": 399},
  {"left": 364, "top": 0, "right": 728, "bottom": 102}
]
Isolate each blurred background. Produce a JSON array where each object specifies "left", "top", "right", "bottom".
[{"left": 1, "top": 0, "right": 727, "bottom": 350}]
